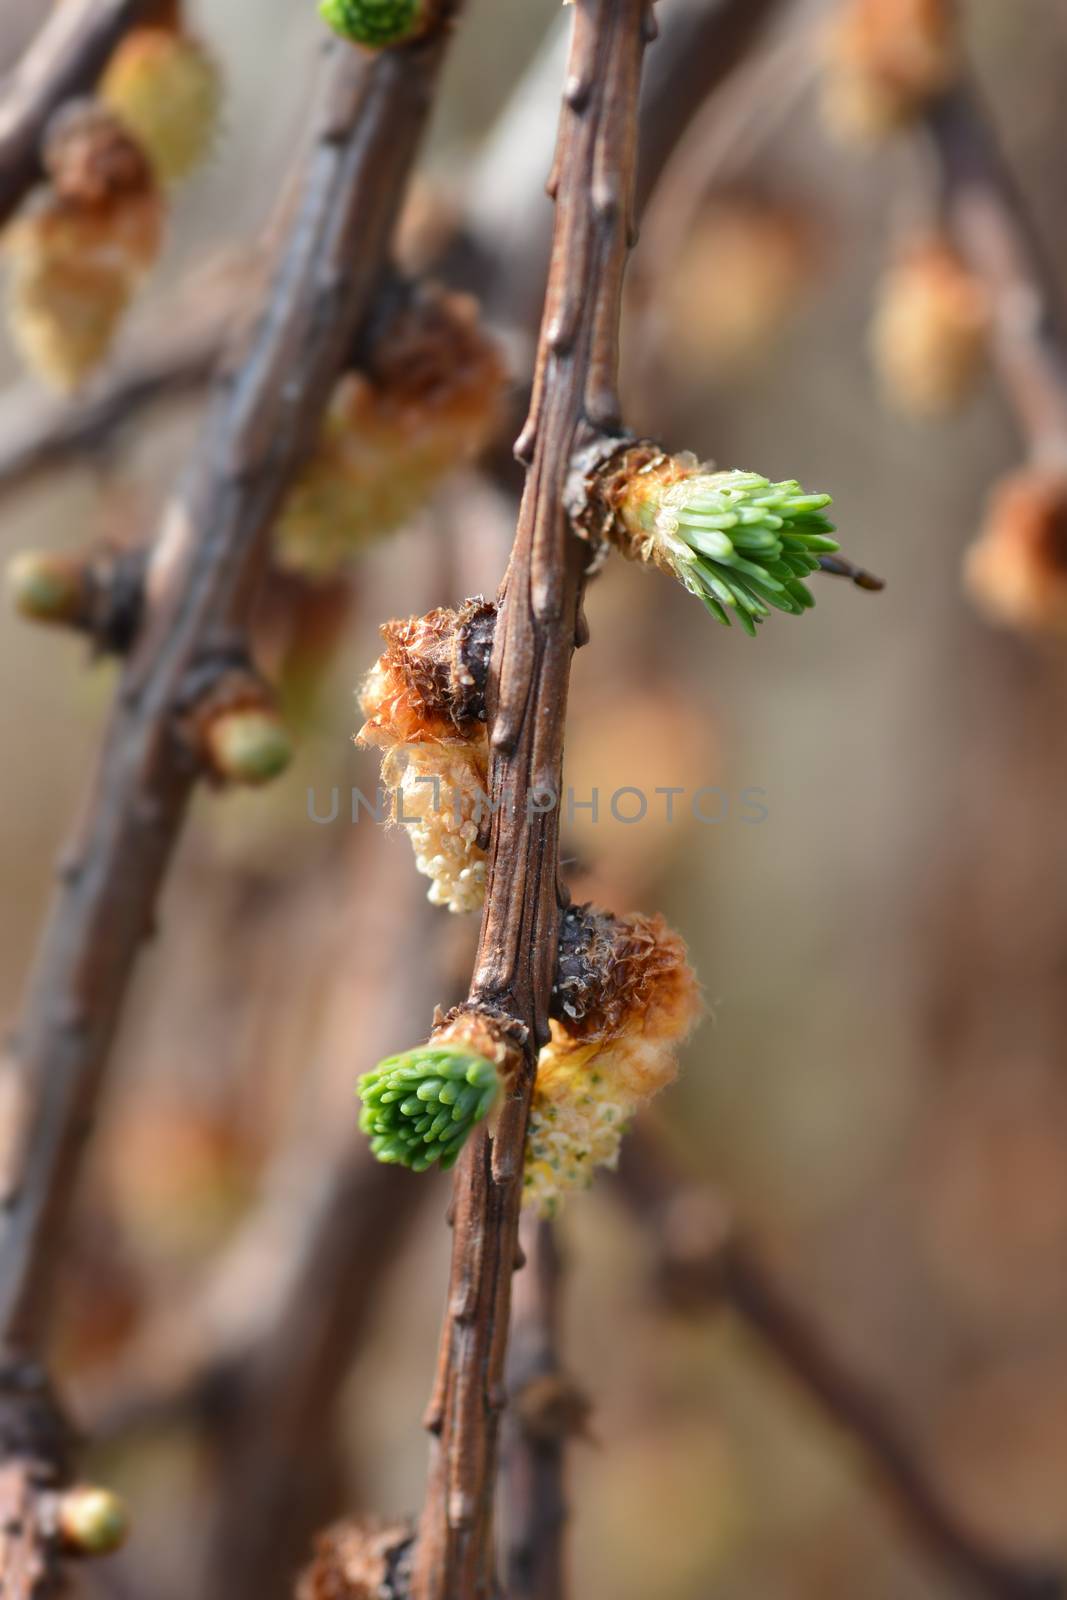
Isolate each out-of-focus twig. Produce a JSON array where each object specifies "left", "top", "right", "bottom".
[
  {"left": 0, "top": 0, "right": 154, "bottom": 228},
  {"left": 0, "top": 22, "right": 460, "bottom": 1592},
  {"left": 409, "top": 1, "right": 654, "bottom": 1593},
  {"left": 0, "top": 320, "right": 221, "bottom": 498},
  {"left": 927, "top": 81, "right": 1067, "bottom": 466},
  {"left": 613, "top": 1124, "right": 1064, "bottom": 1600},
  {"left": 502, "top": 1215, "right": 586, "bottom": 1600},
  {"left": 636, "top": 18, "right": 817, "bottom": 289},
  {"left": 198, "top": 845, "right": 448, "bottom": 1600}
]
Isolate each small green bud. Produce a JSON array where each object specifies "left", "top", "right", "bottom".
[
  {"left": 319, "top": 0, "right": 422, "bottom": 47},
  {"left": 7, "top": 551, "right": 85, "bottom": 625},
  {"left": 359, "top": 1046, "right": 500, "bottom": 1171},
  {"left": 57, "top": 1486, "right": 129, "bottom": 1557},
  {"left": 205, "top": 709, "right": 293, "bottom": 786},
  {"left": 655, "top": 470, "right": 839, "bottom": 636}
]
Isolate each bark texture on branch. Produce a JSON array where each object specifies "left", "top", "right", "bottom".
[{"left": 410, "top": 3, "right": 654, "bottom": 1595}]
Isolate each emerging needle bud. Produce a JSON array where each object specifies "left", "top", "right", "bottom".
[
  {"left": 6, "top": 545, "right": 144, "bottom": 651},
  {"left": 359, "top": 1047, "right": 499, "bottom": 1171},
  {"left": 204, "top": 708, "right": 293, "bottom": 787},
  {"left": 7, "top": 550, "right": 87, "bottom": 625},
  {"left": 56, "top": 1486, "right": 129, "bottom": 1557},
  {"left": 589, "top": 448, "right": 839, "bottom": 636},
  {"left": 319, "top": 0, "right": 426, "bottom": 47},
  {"left": 359, "top": 1012, "right": 521, "bottom": 1172}
]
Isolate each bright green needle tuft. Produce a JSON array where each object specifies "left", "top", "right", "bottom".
[
  {"left": 319, "top": 0, "right": 421, "bottom": 46},
  {"left": 656, "top": 470, "right": 838, "bottom": 634},
  {"left": 358, "top": 1046, "right": 500, "bottom": 1171}
]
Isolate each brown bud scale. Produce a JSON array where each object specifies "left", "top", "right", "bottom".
[
  {"left": 358, "top": 597, "right": 495, "bottom": 749},
  {"left": 297, "top": 1519, "right": 413, "bottom": 1600}
]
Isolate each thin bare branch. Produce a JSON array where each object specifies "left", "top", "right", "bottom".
[
  {"left": 926, "top": 80, "right": 1067, "bottom": 465},
  {"left": 613, "top": 1126, "right": 1064, "bottom": 1600},
  {"left": 0, "top": 319, "right": 220, "bottom": 498},
  {"left": 199, "top": 835, "right": 452, "bottom": 1600}
]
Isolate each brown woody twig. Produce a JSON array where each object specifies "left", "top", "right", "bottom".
[
  {"left": 0, "top": 21, "right": 459, "bottom": 1592},
  {"left": 0, "top": 319, "right": 221, "bottom": 500},
  {"left": 409, "top": 2, "right": 653, "bottom": 1594},
  {"left": 613, "top": 1125, "right": 1064, "bottom": 1600}
]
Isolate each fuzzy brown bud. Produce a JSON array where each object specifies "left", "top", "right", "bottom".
[
  {"left": 870, "top": 236, "right": 989, "bottom": 416},
  {"left": 964, "top": 470, "right": 1067, "bottom": 635},
  {"left": 357, "top": 597, "right": 494, "bottom": 749},
  {"left": 526, "top": 908, "right": 703, "bottom": 1215},
  {"left": 298, "top": 1519, "right": 413, "bottom": 1600},
  {"left": 664, "top": 196, "right": 819, "bottom": 376},
  {"left": 278, "top": 284, "right": 506, "bottom": 574},
  {"left": 822, "top": 0, "right": 959, "bottom": 139},
  {"left": 101, "top": 28, "right": 223, "bottom": 184},
  {"left": 3, "top": 106, "right": 163, "bottom": 390},
  {"left": 357, "top": 600, "right": 495, "bottom": 912},
  {"left": 515, "top": 1373, "right": 593, "bottom": 1444},
  {"left": 43, "top": 100, "right": 155, "bottom": 206}
]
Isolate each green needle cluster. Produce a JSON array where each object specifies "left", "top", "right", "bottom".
[
  {"left": 358, "top": 1046, "right": 500, "bottom": 1171},
  {"left": 319, "top": 0, "right": 421, "bottom": 46},
  {"left": 657, "top": 470, "right": 839, "bottom": 635}
]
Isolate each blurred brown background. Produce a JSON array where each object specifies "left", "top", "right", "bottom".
[{"left": 4, "top": 1, "right": 1067, "bottom": 1597}]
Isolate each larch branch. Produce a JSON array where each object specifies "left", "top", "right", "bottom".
[
  {"left": 0, "top": 17, "right": 460, "bottom": 1589},
  {"left": 409, "top": 2, "right": 654, "bottom": 1594}
]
